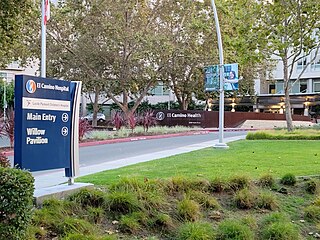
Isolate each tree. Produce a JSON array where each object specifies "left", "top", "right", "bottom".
[
  {"left": 0, "top": 80, "right": 14, "bottom": 111},
  {"left": 220, "top": 0, "right": 266, "bottom": 97},
  {"left": 0, "top": 0, "right": 38, "bottom": 67},
  {"left": 255, "top": 0, "right": 320, "bottom": 131},
  {"left": 156, "top": 0, "right": 268, "bottom": 110},
  {"left": 156, "top": 0, "right": 217, "bottom": 110},
  {"left": 47, "top": 0, "right": 165, "bottom": 125}
]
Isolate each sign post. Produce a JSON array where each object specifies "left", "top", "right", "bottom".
[{"left": 14, "top": 75, "right": 81, "bottom": 182}]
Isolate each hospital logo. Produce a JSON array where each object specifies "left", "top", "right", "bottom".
[{"left": 26, "top": 80, "right": 37, "bottom": 94}]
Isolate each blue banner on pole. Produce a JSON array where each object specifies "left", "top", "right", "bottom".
[
  {"left": 204, "top": 63, "right": 239, "bottom": 92},
  {"left": 14, "top": 75, "right": 81, "bottom": 176}
]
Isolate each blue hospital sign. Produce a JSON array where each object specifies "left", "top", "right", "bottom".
[{"left": 14, "top": 75, "right": 81, "bottom": 177}]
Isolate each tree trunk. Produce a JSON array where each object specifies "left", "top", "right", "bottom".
[
  {"left": 283, "top": 57, "right": 294, "bottom": 131},
  {"left": 92, "top": 85, "right": 100, "bottom": 127},
  {"left": 181, "top": 98, "right": 189, "bottom": 110}
]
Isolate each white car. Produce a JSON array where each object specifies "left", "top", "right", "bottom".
[{"left": 82, "top": 113, "right": 106, "bottom": 122}]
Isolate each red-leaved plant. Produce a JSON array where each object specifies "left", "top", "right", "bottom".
[
  {"left": 140, "top": 110, "right": 156, "bottom": 132},
  {"left": 127, "top": 113, "right": 138, "bottom": 133},
  {"left": 0, "top": 110, "right": 14, "bottom": 148},
  {"left": 111, "top": 111, "right": 124, "bottom": 130},
  {"left": 79, "top": 118, "right": 92, "bottom": 141}
]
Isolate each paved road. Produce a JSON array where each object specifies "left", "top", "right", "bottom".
[
  {"left": 31, "top": 131, "right": 247, "bottom": 189},
  {"left": 78, "top": 131, "right": 245, "bottom": 166}
]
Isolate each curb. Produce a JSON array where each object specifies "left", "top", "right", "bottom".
[
  {"left": 79, "top": 130, "right": 210, "bottom": 147},
  {"left": 2, "top": 130, "right": 210, "bottom": 156},
  {"left": 2, "top": 128, "right": 253, "bottom": 157}
]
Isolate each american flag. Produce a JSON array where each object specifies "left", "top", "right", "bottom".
[{"left": 44, "top": 0, "right": 50, "bottom": 25}]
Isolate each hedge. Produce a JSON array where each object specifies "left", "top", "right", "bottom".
[{"left": 0, "top": 167, "right": 34, "bottom": 239}]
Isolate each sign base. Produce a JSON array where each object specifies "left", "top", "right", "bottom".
[{"left": 213, "top": 143, "right": 229, "bottom": 149}]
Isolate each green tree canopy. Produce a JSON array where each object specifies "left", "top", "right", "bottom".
[
  {"left": 254, "top": 0, "right": 320, "bottom": 131},
  {"left": 0, "top": 0, "right": 38, "bottom": 67}
]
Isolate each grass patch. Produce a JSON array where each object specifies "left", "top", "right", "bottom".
[
  {"left": 28, "top": 139, "right": 320, "bottom": 239},
  {"left": 85, "top": 126, "right": 201, "bottom": 141},
  {"left": 29, "top": 176, "right": 320, "bottom": 239},
  {"left": 177, "top": 221, "right": 214, "bottom": 240},
  {"left": 246, "top": 128, "right": 320, "bottom": 140},
  {"left": 216, "top": 219, "right": 254, "bottom": 240},
  {"left": 77, "top": 140, "right": 320, "bottom": 186}
]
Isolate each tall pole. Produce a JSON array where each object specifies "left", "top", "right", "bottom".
[
  {"left": 41, "top": 0, "right": 46, "bottom": 78},
  {"left": 3, "top": 82, "right": 6, "bottom": 122},
  {"left": 211, "top": 0, "right": 228, "bottom": 148}
]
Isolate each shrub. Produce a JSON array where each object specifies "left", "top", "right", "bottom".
[
  {"left": 140, "top": 110, "right": 156, "bottom": 132},
  {"left": 209, "top": 177, "right": 227, "bottom": 192},
  {"left": 258, "top": 174, "right": 276, "bottom": 188},
  {"left": 216, "top": 219, "right": 254, "bottom": 240},
  {"left": 139, "top": 189, "right": 167, "bottom": 212},
  {"left": 106, "top": 191, "right": 142, "bottom": 214},
  {"left": 177, "top": 199, "right": 201, "bottom": 221},
  {"left": 31, "top": 204, "right": 69, "bottom": 236},
  {"left": 177, "top": 222, "right": 214, "bottom": 240},
  {"left": 314, "top": 197, "right": 320, "bottom": 207},
  {"left": 110, "top": 177, "right": 144, "bottom": 192},
  {"left": 261, "top": 212, "right": 289, "bottom": 226},
  {"left": 62, "top": 233, "right": 117, "bottom": 240},
  {"left": 261, "top": 222, "right": 301, "bottom": 240},
  {"left": 25, "top": 225, "right": 47, "bottom": 240},
  {"left": 56, "top": 217, "right": 96, "bottom": 236},
  {"left": 257, "top": 191, "right": 278, "bottom": 210},
  {"left": 305, "top": 179, "right": 318, "bottom": 194},
  {"left": 0, "top": 168, "right": 34, "bottom": 239},
  {"left": 187, "top": 190, "right": 220, "bottom": 210},
  {"left": 189, "top": 179, "right": 211, "bottom": 192},
  {"left": 119, "top": 215, "right": 141, "bottom": 233},
  {"left": 0, "top": 152, "right": 10, "bottom": 168},
  {"left": 240, "top": 216, "right": 258, "bottom": 230},
  {"left": 79, "top": 118, "right": 92, "bottom": 141},
  {"left": 234, "top": 188, "right": 256, "bottom": 209},
  {"left": 229, "top": 175, "right": 251, "bottom": 191},
  {"left": 111, "top": 111, "right": 124, "bottom": 130},
  {"left": 280, "top": 173, "right": 296, "bottom": 186},
  {"left": 152, "top": 213, "right": 174, "bottom": 230},
  {"left": 86, "top": 207, "right": 105, "bottom": 224},
  {"left": 246, "top": 131, "right": 268, "bottom": 140},
  {"left": 304, "top": 205, "right": 320, "bottom": 221},
  {"left": 68, "top": 188, "right": 106, "bottom": 209},
  {"left": 126, "top": 113, "right": 138, "bottom": 132},
  {"left": 166, "top": 176, "right": 192, "bottom": 193}
]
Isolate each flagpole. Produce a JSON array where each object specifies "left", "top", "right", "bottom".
[{"left": 41, "top": 0, "right": 46, "bottom": 78}]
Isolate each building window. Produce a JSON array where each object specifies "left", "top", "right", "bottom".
[
  {"left": 269, "top": 84, "right": 275, "bottom": 94},
  {"left": 297, "top": 56, "right": 307, "bottom": 70},
  {"left": 275, "top": 81, "right": 284, "bottom": 94},
  {"left": 314, "top": 81, "right": 320, "bottom": 92},
  {"left": 300, "top": 81, "right": 307, "bottom": 93},
  {"left": 149, "top": 82, "right": 169, "bottom": 96},
  {"left": 312, "top": 53, "right": 320, "bottom": 71},
  {"left": 0, "top": 72, "right": 14, "bottom": 82}
]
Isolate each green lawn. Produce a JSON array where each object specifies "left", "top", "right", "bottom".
[{"left": 77, "top": 140, "right": 320, "bottom": 185}]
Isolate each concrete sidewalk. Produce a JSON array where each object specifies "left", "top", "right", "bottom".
[{"left": 34, "top": 134, "right": 246, "bottom": 199}]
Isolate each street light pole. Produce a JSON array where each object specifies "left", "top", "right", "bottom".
[
  {"left": 3, "top": 82, "right": 6, "bottom": 122},
  {"left": 210, "top": 0, "right": 228, "bottom": 148}
]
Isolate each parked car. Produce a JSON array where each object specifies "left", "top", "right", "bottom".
[{"left": 82, "top": 113, "right": 106, "bottom": 122}]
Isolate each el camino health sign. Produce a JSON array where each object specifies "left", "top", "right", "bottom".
[{"left": 14, "top": 75, "right": 82, "bottom": 177}]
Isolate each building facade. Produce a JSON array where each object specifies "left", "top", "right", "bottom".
[{"left": 253, "top": 49, "right": 320, "bottom": 116}]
